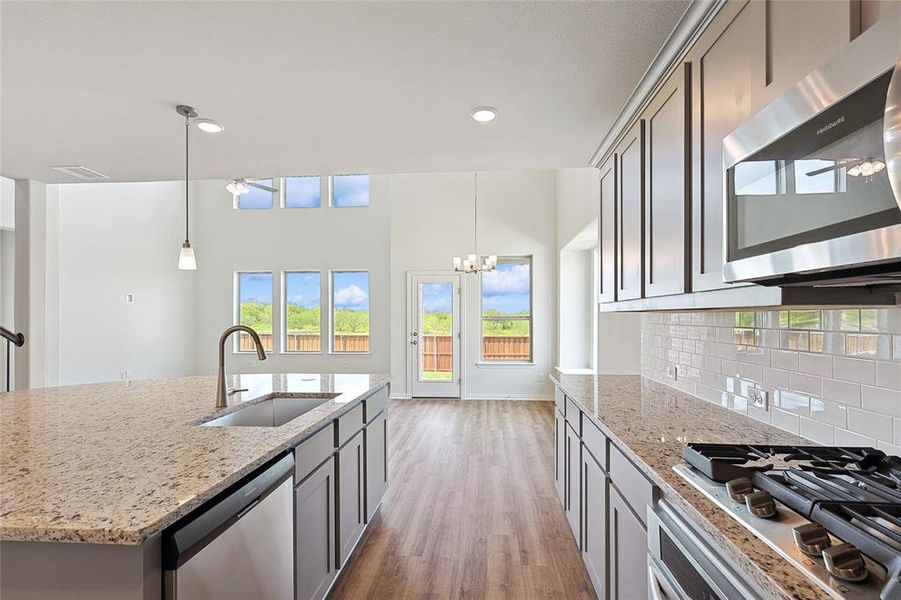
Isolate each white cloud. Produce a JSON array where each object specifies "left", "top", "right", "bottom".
[
  {"left": 335, "top": 284, "right": 368, "bottom": 307},
  {"left": 482, "top": 264, "right": 530, "bottom": 296}
]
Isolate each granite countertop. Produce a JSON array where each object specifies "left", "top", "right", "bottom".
[
  {"left": 550, "top": 372, "right": 828, "bottom": 600},
  {"left": 1, "top": 373, "right": 389, "bottom": 545}
]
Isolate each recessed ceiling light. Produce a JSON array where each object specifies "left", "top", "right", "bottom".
[
  {"left": 470, "top": 106, "right": 498, "bottom": 123},
  {"left": 194, "top": 118, "right": 225, "bottom": 133}
]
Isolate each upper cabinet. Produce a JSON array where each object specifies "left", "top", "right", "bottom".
[
  {"left": 616, "top": 121, "right": 645, "bottom": 301},
  {"left": 643, "top": 63, "right": 691, "bottom": 297},
  {"left": 598, "top": 154, "right": 617, "bottom": 303},
  {"left": 688, "top": 0, "right": 765, "bottom": 292}
]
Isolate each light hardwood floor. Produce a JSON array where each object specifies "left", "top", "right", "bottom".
[{"left": 330, "top": 399, "right": 596, "bottom": 600}]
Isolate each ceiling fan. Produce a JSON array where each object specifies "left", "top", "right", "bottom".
[
  {"left": 804, "top": 157, "right": 886, "bottom": 178},
  {"left": 226, "top": 178, "right": 279, "bottom": 196}
]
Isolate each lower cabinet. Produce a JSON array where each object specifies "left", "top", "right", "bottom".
[
  {"left": 609, "top": 485, "right": 648, "bottom": 600},
  {"left": 555, "top": 410, "right": 566, "bottom": 505},
  {"left": 564, "top": 422, "right": 582, "bottom": 546},
  {"left": 295, "top": 457, "right": 337, "bottom": 600},
  {"left": 365, "top": 411, "right": 387, "bottom": 521},
  {"left": 582, "top": 448, "right": 607, "bottom": 597},
  {"left": 337, "top": 430, "right": 365, "bottom": 568}
]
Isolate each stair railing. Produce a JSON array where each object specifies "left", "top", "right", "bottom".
[{"left": 0, "top": 325, "right": 25, "bottom": 392}]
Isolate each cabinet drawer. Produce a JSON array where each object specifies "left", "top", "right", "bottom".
[
  {"left": 295, "top": 424, "right": 335, "bottom": 483},
  {"left": 364, "top": 386, "right": 388, "bottom": 421},
  {"left": 609, "top": 443, "right": 654, "bottom": 526},
  {"left": 554, "top": 385, "right": 566, "bottom": 416},
  {"left": 337, "top": 403, "right": 365, "bottom": 448},
  {"left": 582, "top": 418, "right": 607, "bottom": 470},
  {"left": 565, "top": 397, "right": 581, "bottom": 434}
]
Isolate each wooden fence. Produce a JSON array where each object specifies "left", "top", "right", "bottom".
[{"left": 240, "top": 332, "right": 528, "bottom": 361}]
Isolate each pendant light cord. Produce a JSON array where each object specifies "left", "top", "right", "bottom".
[
  {"left": 473, "top": 171, "right": 478, "bottom": 256},
  {"left": 184, "top": 116, "right": 190, "bottom": 243}
]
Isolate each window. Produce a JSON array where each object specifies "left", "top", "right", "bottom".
[
  {"left": 283, "top": 272, "right": 321, "bottom": 352},
  {"left": 236, "top": 272, "right": 273, "bottom": 351},
  {"left": 331, "top": 271, "right": 370, "bottom": 352},
  {"left": 284, "top": 176, "right": 321, "bottom": 208},
  {"left": 793, "top": 159, "right": 846, "bottom": 195},
  {"left": 235, "top": 178, "right": 276, "bottom": 209},
  {"left": 481, "top": 257, "right": 532, "bottom": 362},
  {"left": 332, "top": 174, "right": 370, "bottom": 207}
]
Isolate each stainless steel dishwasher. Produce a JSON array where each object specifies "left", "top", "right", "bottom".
[{"left": 162, "top": 453, "right": 294, "bottom": 599}]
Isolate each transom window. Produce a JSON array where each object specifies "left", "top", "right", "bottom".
[
  {"left": 284, "top": 176, "right": 321, "bottom": 208},
  {"left": 234, "top": 175, "right": 369, "bottom": 209},
  {"left": 480, "top": 257, "right": 532, "bottom": 362}
]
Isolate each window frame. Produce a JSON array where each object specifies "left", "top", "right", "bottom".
[
  {"left": 330, "top": 174, "right": 371, "bottom": 208},
  {"left": 281, "top": 270, "right": 323, "bottom": 354},
  {"left": 329, "top": 269, "right": 371, "bottom": 354},
  {"left": 280, "top": 176, "right": 325, "bottom": 209},
  {"left": 479, "top": 255, "right": 533, "bottom": 364},
  {"left": 234, "top": 270, "right": 274, "bottom": 353}
]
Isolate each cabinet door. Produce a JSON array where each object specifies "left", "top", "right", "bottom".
[
  {"left": 295, "top": 457, "right": 336, "bottom": 600},
  {"left": 616, "top": 120, "right": 645, "bottom": 301},
  {"left": 564, "top": 422, "right": 581, "bottom": 546},
  {"left": 689, "top": 0, "right": 764, "bottom": 291},
  {"left": 582, "top": 447, "right": 607, "bottom": 598},
  {"left": 644, "top": 64, "right": 690, "bottom": 297},
  {"left": 364, "top": 411, "right": 387, "bottom": 522},
  {"left": 555, "top": 410, "right": 565, "bottom": 506},
  {"left": 337, "top": 430, "right": 364, "bottom": 568},
  {"left": 609, "top": 486, "right": 648, "bottom": 600},
  {"left": 598, "top": 152, "right": 617, "bottom": 303}
]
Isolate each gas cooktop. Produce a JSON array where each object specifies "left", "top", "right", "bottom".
[{"left": 675, "top": 444, "right": 901, "bottom": 600}]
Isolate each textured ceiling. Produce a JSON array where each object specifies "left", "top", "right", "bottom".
[{"left": 1, "top": 1, "right": 688, "bottom": 183}]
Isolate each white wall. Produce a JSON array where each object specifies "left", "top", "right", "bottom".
[
  {"left": 0, "top": 177, "right": 15, "bottom": 390},
  {"left": 390, "top": 170, "right": 558, "bottom": 399},
  {"left": 559, "top": 248, "right": 593, "bottom": 369},
  {"left": 57, "top": 182, "right": 195, "bottom": 384},
  {"left": 190, "top": 179, "right": 391, "bottom": 376},
  {"left": 556, "top": 168, "right": 599, "bottom": 249}
]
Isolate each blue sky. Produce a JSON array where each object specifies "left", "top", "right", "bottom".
[
  {"left": 482, "top": 262, "right": 530, "bottom": 315},
  {"left": 421, "top": 282, "right": 452, "bottom": 313},
  {"left": 285, "top": 272, "right": 320, "bottom": 307},
  {"left": 285, "top": 176, "right": 321, "bottom": 208},
  {"left": 333, "top": 271, "right": 369, "bottom": 310},
  {"left": 239, "top": 272, "right": 273, "bottom": 303},
  {"left": 238, "top": 179, "right": 274, "bottom": 209},
  {"left": 333, "top": 175, "right": 370, "bottom": 207}
]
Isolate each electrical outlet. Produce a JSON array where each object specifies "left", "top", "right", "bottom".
[
  {"left": 125, "top": 293, "right": 134, "bottom": 304},
  {"left": 666, "top": 364, "right": 678, "bottom": 381},
  {"left": 749, "top": 388, "right": 768, "bottom": 410}
]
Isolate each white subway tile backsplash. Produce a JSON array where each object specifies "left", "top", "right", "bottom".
[
  {"left": 642, "top": 308, "right": 901, "bottom": 449},
  {"left": 833, "top": 356, "right": 876, "bottom": 385},
  {"left": 878, "top": 440, "right": 901, "bottom": 455},
  {"left": 847, "top": 407, "right": 894, "bottom": 442},
  {"left": 861, "top": 386, "right": 901, "bottom": 418}
]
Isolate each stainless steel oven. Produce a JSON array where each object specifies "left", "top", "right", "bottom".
[
  {"left": 647, "top": 500, "right": 764, "bottom": 600},
  {"left": 722, "top": 55, "right": 901, "bottom": 287}
]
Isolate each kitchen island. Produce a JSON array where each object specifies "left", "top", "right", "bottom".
[{"left": 0, "top": 372, "right": 389, "bottom": 599}]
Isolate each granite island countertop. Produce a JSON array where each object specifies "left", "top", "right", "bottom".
[
  {"left": 1, "top": 373, "right": 389, "bottom": 545},
  {"left": 550, "top": 371, "right": 830, "bottom": 600}
]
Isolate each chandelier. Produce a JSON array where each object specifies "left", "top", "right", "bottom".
[{"left": 453, "top": 172, "right": 497, "bottom": 273}]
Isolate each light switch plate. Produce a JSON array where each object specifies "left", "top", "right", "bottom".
[
  {"left": 749, "top": 388, "right": 768, "bottom": 410},
  {"left": 666, "top": 364, "right": 678, "bottom": 381}
]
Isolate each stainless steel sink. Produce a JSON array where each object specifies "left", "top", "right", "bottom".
[{"left": 200, "top": 395, "right": 337, "bottom": 427}]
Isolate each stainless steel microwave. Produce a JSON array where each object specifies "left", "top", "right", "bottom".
[{"left": 723, "top": 56, "right": 901, "bottom": 287}]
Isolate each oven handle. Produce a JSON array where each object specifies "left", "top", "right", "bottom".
[{"left": 648, "top": 556, "right": 680, "bottom": 600}]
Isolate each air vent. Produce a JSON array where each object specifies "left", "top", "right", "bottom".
[{"left": 51, "top": 165, "right": 109, "bottom": 180}]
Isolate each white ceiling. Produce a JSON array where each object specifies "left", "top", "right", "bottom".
[{"left": 1, "top": 1, "right": 688, "bottom": 183}]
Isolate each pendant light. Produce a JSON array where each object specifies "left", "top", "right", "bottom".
[
  {"left": 453, "top": 172, "right": 497, "bottom": 273},
  {"left": 176, "top": 105, "right": 198, "bottom": 270}
]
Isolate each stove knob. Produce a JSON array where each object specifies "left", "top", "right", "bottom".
[
  {"left": 744, "top": 490, "right": 777, "bottom": 518},
  {"left": 822, "top": 543, "right": 868, "bottom": 582},
  {"left": 726, "top": 477, "right": 754, "bottom": 502},
  {"left": 792, "top": 523, "right": 832, "bottom": 555}
]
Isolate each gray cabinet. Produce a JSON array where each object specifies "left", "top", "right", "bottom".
[
  {"left": 582, "top": 447, "right": 607, "bottom": 597},
  {"left": 337, "top": 430, "right": 364, "bottom": 568},
  {"left": 643, "top": 63, "right": 690, "bottom": 298},
  {"left": 609, "top": 486, "right": 648, "bottom": 600},
  {"left": 598, "top": 153, "right": 617, "bottom": 303},
  {"left": 364, "top": 411, "right": 387, "bottom": 522},
  {"left": 555, "top": 410, "right": 566, "bottom": 506},
  {"left": 688, "top": 0, "right": 763, "bottom": 291},
  {"left": 616, "top": 120, "right": 645, "bottom": 301},
  {"left": 295, "top": 457, "right": 337, "bottom": 600},
  {"left": 564, "top": 422, "right": 581, "bottom": 546}
]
